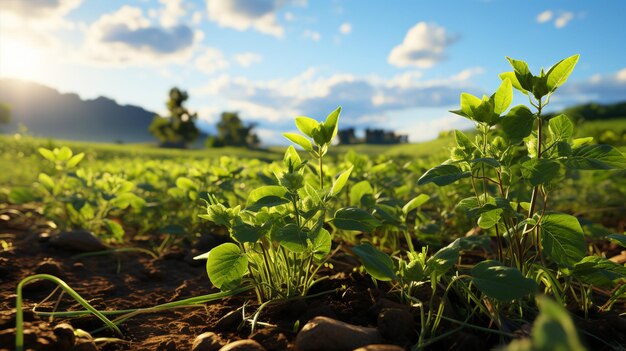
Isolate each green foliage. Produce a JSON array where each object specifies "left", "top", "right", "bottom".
[
  {"left": 211, "top": 112, "right": 260, "bottom": 148},
  {"left": 0, "top": 103, "right": 10, "bottom": 125},
  {"left": 149, "top": 87, "right": 199, "bottom": 148}
]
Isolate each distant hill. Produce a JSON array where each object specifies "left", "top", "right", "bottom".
[
  {"left": 545, "top": 101, "right": 626, "bottom": 122},
  {"left": 0, "top": 79, "right": 157, "bottom": 143}
]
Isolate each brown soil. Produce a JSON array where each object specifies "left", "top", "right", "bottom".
[{"left": 1, "top": 206, "right": 625, "bottom": 351}]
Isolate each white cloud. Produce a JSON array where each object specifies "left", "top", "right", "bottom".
[
  {"left": 1, "top": 0, "right": 82, "bottom": 19},
  {"left": 616, "top": 68, "right": 626, "bottom": 83},
  {"left": 303, "top": 29, "right": 321, "bottom": 41},
  {"left": 234, "top": 52, "right": 263, "bottom": 67},
  {"left": 191, "top": 11, "right": 203, "bottom": 25},
  {"left": 559, "top": 68, "right": 626, "bottom": 103},
  {"left": 339, "top": 22, "right": 352, "bottom": 35},
  {"left": 284, "top": 12, "right": 295, "bottom": 21},
  {"left": 536, "top": 10, "right": 553, "bottom": 23},
  {"left": 159, "top": 0, "right": 186, "bottom": 28},
  {"left": 554, "top": 12, "right": 574, "bottom": 28},
  {"left": 195, "top": 48, "right": 229, "bottom": 74},
  {"left": 205, "top": 0, "right": 306, "bottom": 37},
  {"left": 388, "top": 22, "right": 458, "bottom": 68},
  {"left": 82, "top": 6, "right": 201, "bottom": 66}
]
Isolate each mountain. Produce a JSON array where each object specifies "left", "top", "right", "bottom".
[{"left": 0, "top": 79, "right": 157, "bottom": 143}]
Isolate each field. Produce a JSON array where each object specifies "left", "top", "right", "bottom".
[{"left": 2, "top": 72, "right": 626, "bottom": 350}]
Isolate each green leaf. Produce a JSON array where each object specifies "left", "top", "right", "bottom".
[
  {"left": 470, "top": 158, "right": 500, "bottom": 168},
  {"left": 402, "top": 194, "right": 430, "bottom": 215},
  {"left": 471, "top": 260, "right": 537, "bottom": 302},
  {"left": 417, "top": 164, "right": 470, "bottom": 186},
  {"left": 506, "top": 57, "right": 533, "bottom": 91},
  {"left": 548, "top": 114, "right": 574, "bottom": 141},
  {"left": 352, "top": 243, "right": 397, "bottom": 281},
  {"left": 454, "top": 130, "right": 474, "bottom": 150},
  {"left": 294, "top": 116, "right": 319, "bottom": 138},
  {"left": 540, "top": 212, "right": 586, "bottom": 267},
  {"left": 104, "top": 219, "right": 125, "bottom": 240},
  {"left": 349, "top": 180, "right": 374, "bottom": 206},
  {"left": 274, "top": 223, "right": 308, "bottom": 253},
  {"left": 460, "top": 93, "right": 481, "bottom": 118},
  {"left": 530, "top": 296, "right": 587, "bottom": 351},
  {"left": 176, "top": 177, "right": 197, "bottom": 192},
  {"left": 231, "top": 221, "right": 263, "bottom": 244},
  {"left": 323, "top": 106, "right": 341, "bottom": 142},
  {"left": 499, "top": 71, "right": 527, "bottom": 95},
  {"left": 38, "top": 173, "right": 55, "bottom": 191},
  {"left": 110, "top": 193, "right": 146, "bottom": 209},
  {"left": 56, "top": 146, "right": 73, "bottom": 161},
  {"left": 206, "top": 243, "right": 248, "bottom": 290},
  {"left": 607, "top": 234, "right": 626, "bottom": 248},
  {"left": 38, "top": 147, "right": 56, "bottom": 162},
  {"left": 426, "top": 240, "right": 460, "bottom": 275},
  {"left": 564, "top": 144, "right": 626, "bottom": 170},
  {"left": 330, "top": 166, "right": 353, "bottom": 197},
  {"left": 572, "top": 256, "right": 626, "bottom": 288},
  {"left": 283, "top": 133, "right": 313, "bottom": 151},
  {"left": 521, "top": 159, "right": 561, "bottom": 186},
  {"left": 283, "top": 145, "right": 302, "bottom": 168},
  {"left": 501, "top": 105, "right": 535, "bottom": 143},
  {"left": 66, "top": 153, "right": 85, "bottom": 168},
  {"left": 546, "top": 54, "right": 580, "bottom": 92},
  {"left": 477, "top": 208, "right": 503, "bottom": 229},
  {"left": 310, "top": 228, "right": 332, "bottom": 261},
  {"left": 493, "top": 78, "right": 513, "bottom": 114},
  {"left": 333, "top": 208, "right": 381, "bottom": 233},
  {"left": 246, "top": 186, "right": 289, "bottom": 211}
]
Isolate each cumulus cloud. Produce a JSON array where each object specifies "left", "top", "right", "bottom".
[
  {"left": 388, "top": 22, "right": 458, "bottom": 68},
  {"left": 560, "top": 68, "right": 626, "bottom": 103},
  {"left": 82, "top": 6, "right": 201, "bottom": 65},
  {"left": 537, "top": 10, "right": 576, "bottom": 28},
  {"left": 205, "top": 0, "right": 306, "bottom": 37},
  {"left": 1, "top": 0, "right": 82, "bottom": 19},
  {"left": 536, "top": 10, "right": 553, "bottom": 23},
  {"left": 159, "top": 0, "right": 186, "bottom": 27},
  {"left": 234, "top": 52, "right": 263, "bottom": 67},
  {"left": 192, "top": 66, "right": 484, "bottom": 139},
  {"left": 195, "top": 48, "right": 229, "bottom": 74},
  {"left": 303, "top": 29, "right": 321, "bottom": 41},
  {"left": 339, "top": 22, "right": 352, "bottom": 35}
]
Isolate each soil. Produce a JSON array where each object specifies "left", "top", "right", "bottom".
[{"left": 0, "top": 206, "right": 625, "bottom": 351}]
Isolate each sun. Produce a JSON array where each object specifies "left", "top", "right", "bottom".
[{"left": 0, "top": 38, "right": 46, "bottom": 80}]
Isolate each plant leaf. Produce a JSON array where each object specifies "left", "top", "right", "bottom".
[
  {"left": 521, "top": 159, "right": 561, "bottom": 186},
  {"left": 330, "top": 166, "right": 353, "bottom": 197},
  {"left": 294, "top": 117, "right": 319, "bottom": 138},
  {"left": 206, "top": 243, "right": 248, "bottom": 290},
  {"left": 548, "top": 114, "right": 574, "bottom": 141},
  {"left": 283, "top": 133, "right": 313, "bottom": 151},
  {"left": 417, "top": 164, "right": 470, "bottom": 186},
  {"left": 471, "top": 260, "right": 537, "bottom": 301},
  {"left": 493, "top": 78, "right": 513, "bottom": 114},
  {"left": 540, "top": 212, "right": 586, "bottom": 267},
  {"left": 333, "top": 207, "right": 381, "bottom": 233},
  {"left": 352, "top": 243, "right": 397, "bottom": 281},
  {"left": 546, "top": 54, "right": 580, "bottom": 92},
  {"left": 564, "top": 144, "right": 626, "bottom": 170},
  {"left": 246, "top": 186, "right": 289, "bottom": 211},
  {"left": 402, "top": 194, "right": 430, "bottom": 215},
  {"left": 501, "top": 105, "right": 535, "bottom": 143}
]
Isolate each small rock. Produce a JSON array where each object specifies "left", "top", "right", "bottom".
[
  {"left": 219, "top": 339, "right": 266, "bottom": 351},
  {"left": 609, "top": 250, "right": 626, "bottom": 265},
  {"left": 53, "top": 323, "right": 76, "bottom": 350},
  {"left": 295, "top": 316, "right": 383, "bottom": 351},
  {"left": 377, "top": 308, "right": 414, "bottom": 340},
  {"left": 353, "top": 345, "right": 405, "bottom": 351},
  {"left": 215, "top": 310, "right": 242, "bottom": 331},
  {"left": 250, "top": 328, "right": 288, "bottom": 351},
  {"left": 35, "top": 259, "right": 65, "bottom": 279},
  {"left": 192, "top": 332, "right": 222, "bottom": 351},
  {"left": 50, "top": 230, "right": 107, "bottom": 252}
]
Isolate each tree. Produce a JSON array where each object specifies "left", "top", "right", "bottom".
[
  {"left": 0, "top": 103, "right": 10, "bottom": 125},
  {"left": 149, "top": 87, "right": 199, "bottom": 148},
  {"left": 210, "top": 112, "right": 259, "bottom": 148}
]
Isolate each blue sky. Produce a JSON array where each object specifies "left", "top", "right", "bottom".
[{"left": 1, "top": 0, "right": 625, "bottom": 143}]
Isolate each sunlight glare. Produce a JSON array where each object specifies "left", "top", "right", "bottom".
[{"left": 0, "top": 39, "right": 46, "bottom": 80}]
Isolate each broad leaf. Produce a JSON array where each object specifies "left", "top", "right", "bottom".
[
  {"left": 206, "top": 243, "right": 248, "bottom": 290},
  {"left": 506, "top": 57, "right": 533, "bottom": 91},
  {"left": 521, "top": 159, "right": 561, "bottom": 186},
  {"left": 283, "top": 133, "right": 313, "bottom": 151},
  {"left": 493, "top": 78, "right": 513, "bottom": 114},
  {"left": 499, "top": 71, "right": 527, "bottom": 95},
  {"left": 501, "top": 105, "right": 534, "bottom": 143},
  {"left": 231, "top": 221, "right": 263, "bottom": 244},
  {"left": 472, "top": 260, "right": 537, "bottom": 301},
  {"left": 274, "top": 224, "right": 308, "bottom": 253},
  {"left": 530, "top": 296, "right": 586, "bottom": 351},
  {"left": 477, "top": 208, "right": 503, "bottom": 229},
  {"left": 246, "top": 186, "right": 289, "bottom": 211},
  {"left": 454, "top": 130, "right": 474, "bottom": 150},
  {"left": 333, "top": 208, "right": 381, "bottom": 232},
  {"left": 66, "top": 153, "right": 85, "bottom": 168},
  {"left": 38, "top": 148, "right": 56, "bottom": 162},
  {"left": 460, "top": 93, "right": 481, "bottom": 118},
  {"left": 607, "top": 234, "right": 626, "bottom": 248},
  {"left": 294, "top": 116, "right": 319, "bottom": 138},
  {"left": 323, "top": 106, "right": 341, "bottom": 142},
  {"left": 176, "top": 177, "right": 197, "bottom": 192},
  {"left": 540, "top": 212, "right": 586, "bottom": 267},
  {"left": 548, "top": 114, "right": 573, "bottom": 141},
  {"left": 352, "top": 243, "right": 396, "bottom": 281},
  {"left": 310, "top": 228, "right": 331, "bottom": 261},
  {"left": 349, "top": 180, "right": 374, "bottom": 206},
  {"left": 546, "top": 54, "right": 580, "bottom": 92},
  {"left": 417, "top": 164, "right": 470, "bottom": 186},
  {"left": 330, "top": 166, "right": 353, "bottom": 197},
  {"left": 572, "top": 256, "right": 626, "bottom": 288},
  {"left": 564, "top": 144, "right": 626, "bottom": 170},
  {"left": 402, "top": 194, "right": 430, "bottom": 215},
  {"left": 426, "top": 240, "right": 460, "bottom": 275}
]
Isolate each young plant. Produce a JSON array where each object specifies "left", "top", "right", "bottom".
[
  {"left": 199, "top": 107, "right": 352, "bottom": 302},
  {"left": 419, "top": 55, "right": 626, "bottom": 311}
]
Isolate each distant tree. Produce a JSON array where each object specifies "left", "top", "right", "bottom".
[
  {"left": 210, "top": 112, "right": 259, "bottom": 148},
  {"left": 149, "top": 87, "right": 199, "bottom": 148},
  {"left": 365, "top": 128, "right": 408, "bottom": 144},
  {"left": 338, "top": 128, "right": 358, "bottom": 145},
  {"left": 0, "top": 103, "right": 10, "bottom": 125}
]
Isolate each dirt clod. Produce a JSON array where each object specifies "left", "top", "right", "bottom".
[{"left": 192, "top": 331, "right": 222, "bottom": 351}]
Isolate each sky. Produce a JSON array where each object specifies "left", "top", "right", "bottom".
[{"left": 1, "top": 0, "right": 625, "bottom": 144}]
